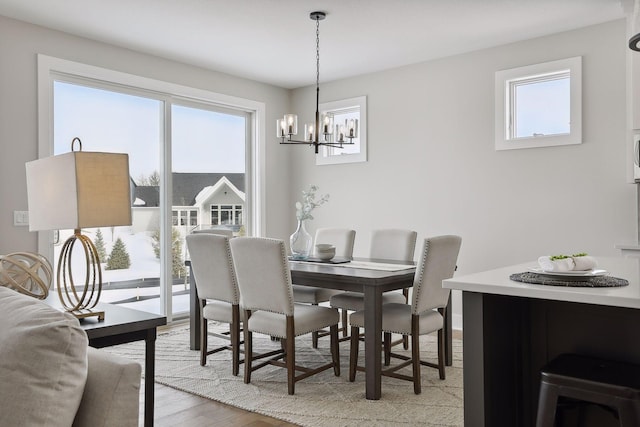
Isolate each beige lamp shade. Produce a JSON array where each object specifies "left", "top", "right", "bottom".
[{"left": 26, "top": 151, "right": 132, "bottom": 231}]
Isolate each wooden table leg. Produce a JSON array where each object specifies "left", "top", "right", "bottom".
[
  {"left": 188, "top": 265, "right": 200, "bottom": 351},
  {"left": 445, "top": 293, "right": 452, "bottom": 366},
  {"left": 363, "top": 285, "right": 383, "bottom": 400},
  {"left": 144, "top": 328, "right": 157, "bottom": 427}
]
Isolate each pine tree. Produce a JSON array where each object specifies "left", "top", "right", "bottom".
[
  {"left": 151, "top": 227, "right": 186, "bottom": 277},
  {"left": 152, "top": 229, "right": 160, "bottom": 259},
  {"left": 106, "top": 237, "right": 131, "bottom": 270},
  {"left": 94, "top": 229, "right": 107, "bottom": 263}
]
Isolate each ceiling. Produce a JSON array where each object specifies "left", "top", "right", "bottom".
[{"left": 0, "top": 0, "right": 629, "bottom": 89}]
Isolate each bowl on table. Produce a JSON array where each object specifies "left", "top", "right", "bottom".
[{"left": 315, "top": 244, "right": 336, "bottom": 261}]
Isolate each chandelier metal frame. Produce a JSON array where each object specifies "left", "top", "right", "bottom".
[{"left": 278, "top": 11, "right": 358, "bottom": 154}]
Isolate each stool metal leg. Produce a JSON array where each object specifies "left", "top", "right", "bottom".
[
  {"left": 618, "top": 400, "right": 640, "bottom": 427},
  {"left": 536, "top": 381, "right": 560, "bottom": 427}
]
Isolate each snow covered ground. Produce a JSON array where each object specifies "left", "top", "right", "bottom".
[{"left": 54, "top": 226, "right": 190, "bottom": 315}]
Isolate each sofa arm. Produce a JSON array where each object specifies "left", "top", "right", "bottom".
[{"left": 73, "top": 347, "right": 141, "bottom": 427}]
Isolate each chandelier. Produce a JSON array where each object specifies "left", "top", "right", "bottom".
[{"left": 277, "top": 11, "right": 358, "bottom": 154}]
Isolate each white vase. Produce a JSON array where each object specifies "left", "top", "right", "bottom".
[{"left": 290, "top": 220, "right": 312, "bottom": 260}]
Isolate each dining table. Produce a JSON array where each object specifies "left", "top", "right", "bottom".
[{"left": 187, "top": 257, "right": 454, "bottom": 400}]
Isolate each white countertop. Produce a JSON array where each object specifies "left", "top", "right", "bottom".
[{"left": 443, "top": 257, "right": 640, "bottom": 309}]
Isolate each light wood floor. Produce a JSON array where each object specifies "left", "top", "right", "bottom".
[
  {"left": 145, "top": 329, "right": 463, "bottom": 426},
  {"left": 149, "top": 381, "right": 297, "bottom": 427}
]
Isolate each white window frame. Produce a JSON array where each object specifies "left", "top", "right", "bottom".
[
  {"left": 316, "top": 96, "right": 367, "bottom": 165},
  {"left": 37, "top": 54, "right": 266, "bottom": 320},
  {"left": 495, "top": 56, "right": 582, "bottom": 150}
]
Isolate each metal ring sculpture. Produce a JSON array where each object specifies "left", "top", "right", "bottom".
[{"left": 0, "top": 252, "right": 53, "bottom": 299}]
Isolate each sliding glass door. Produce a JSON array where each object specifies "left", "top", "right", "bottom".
[
  {"left": 170, "top": 102, "right": 248, "bottom": 313},
  {"left": 51, "top": 78, "right": 252, "bottom": 320}
]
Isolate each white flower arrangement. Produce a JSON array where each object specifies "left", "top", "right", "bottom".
[{"left": 295, "top": 185, "right": 329, "bottom": 221}]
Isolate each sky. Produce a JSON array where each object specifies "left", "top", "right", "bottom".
[
  {"left": 53, "top": 81, "right": 246, "bottom": 182},
  {"left": 515, "top": 77, "right": 570, "bottom": 138}
]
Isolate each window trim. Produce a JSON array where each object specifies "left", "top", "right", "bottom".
[
  {"left": 37, "top": 54, "right": 266, "bottom": 320},
  {"left": 495, "top": 56, "right": 582, "bottom": 151}
]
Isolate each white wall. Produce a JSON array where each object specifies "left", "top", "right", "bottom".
[
  {"left": 0, "top": 15, "right": 292, "bottom": 255},
  {"left": 289, "top": 19, "right": 635, "bottom": 329},
  {"left": 1, "top": 15, "right": 633, "bottom": 329}
]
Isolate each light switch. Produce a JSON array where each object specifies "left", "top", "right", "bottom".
[{"left": 13, "top": 211, "right": 29, "bottom": 226}]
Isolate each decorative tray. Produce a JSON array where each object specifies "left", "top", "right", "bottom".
[{"left": 526, "top": 267, "right": 608, "bottom": 280}]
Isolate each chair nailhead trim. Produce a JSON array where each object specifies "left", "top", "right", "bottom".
[
  {"left": 225, "top": 238, "right": 241, "bottom": 304},
  {"left": 411, "top": 239, "right": 429, "bottom": 315}
]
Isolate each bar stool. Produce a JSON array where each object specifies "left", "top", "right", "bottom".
[{"left": 536, "top": 353, "right": 640, "bottom": 427}]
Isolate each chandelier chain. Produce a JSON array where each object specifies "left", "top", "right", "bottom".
[
  {"left": 278, "top": 11, "right": 358, "bottom": 154},
  {"left": 316, "top": 16, "right": 320, "bottom": 91}
]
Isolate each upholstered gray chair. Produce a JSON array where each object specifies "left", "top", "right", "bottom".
[
  {"left": 330, "top": 229, "right": 417, "bottom": 341},
  {"left": 230, "top": 237, "right": 341, "bottom": 395},
  {"left": 349, "top": 235, "right": 461, "bottom": 394},
  {"left": 185, "top": 233, "right": 242, "bottom": 375},
  {"left": 292, "top": 227, "right": 356, "bottom": 347}
]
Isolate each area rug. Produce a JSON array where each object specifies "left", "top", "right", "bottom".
[{"left": 106, "top": 323, "right": 463, "bottom": 426}]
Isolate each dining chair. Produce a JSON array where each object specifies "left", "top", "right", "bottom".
[
  {"left": 292, "top": 227, "right": 356, "bottom": 347},
  {"left": 229, "top": 236, "right": 341, "bottom": 395},
  {"left": 330, "top": 229, "right": 417, "bottom": 344},
  {"left": 348, "top": 235, "right": 461, "bottom": 394},
  {"left": 185, "top": 233, "right": 242, "bottom": 375}
]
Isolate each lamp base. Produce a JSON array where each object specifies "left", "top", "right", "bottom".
[
  {"left": 57, "top": 229, "right": 104, "bottom": 321},
  {"left": 68, "top": 308, "right": 105, "bottom": 321}
]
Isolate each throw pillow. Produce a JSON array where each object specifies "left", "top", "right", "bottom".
[{"left": 0, "top": 287, "right": 88, "bottom": 426}]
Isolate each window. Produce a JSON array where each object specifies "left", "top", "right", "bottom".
[
  {"left": 211, "top": 204, "right": 243, "bottom": 225},
  {"left": 173, "top": 209, "right": 198, "bottom": 226},
  {"left": 495, "top": 57, "right": 581, "bottom": 150},
  {"left": 38, "top": 55, "right": 265, "bottom": 322},
  {"left": 316, "top": 96, "right": 367, "bottom": 165}
]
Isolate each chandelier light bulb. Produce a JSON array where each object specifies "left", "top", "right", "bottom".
[{"left": 305, "top": 123, "right": 314, "bottom": 142}]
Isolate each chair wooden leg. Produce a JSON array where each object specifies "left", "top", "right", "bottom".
[
  {"left": 412, "top": 315, "right": 421, "bottom": 394},
  {"left": 330, "top": 324, "right": 340, "bottom": 376},
  {"left": 244, "top": 310, "right": 252, "bottom": 384},
  {"left": 231, "top": 305, "right": 240, "bottom": 376},
  {"left": 312, "top": 303, "right": 320, "bottom": 348},
  {"left": 383, "top": 332, "right": 391, "bottom": 366},
  {"left": 437, "top": 327, "right": 445, "bottom": 380},
  {"left": 286, "top": 316, "right": 296, "bottom": 395},
  {"left": 341, "top": 309, "right": 348, "bottom": 337},
  {"left": 200, "top": 300, "right": 207, "bottom": 366},
  {"left": 402, "top": 289, "right": 410, "bottom": 350},
  {"left": 349, "top": 326, "right": 360, "bottom": 382}
]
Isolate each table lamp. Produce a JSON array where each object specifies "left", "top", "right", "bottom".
[{"left": 25, "top": 138, "right": 132, "bottom": 320}]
